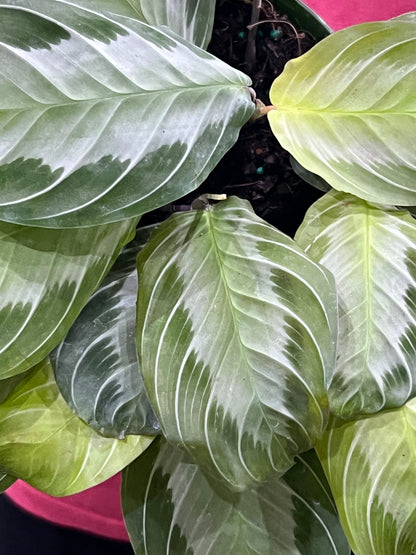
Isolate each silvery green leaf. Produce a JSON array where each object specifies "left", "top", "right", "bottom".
[
  {"left": 296, "top": 191, "right": 416, "bottom": 418},
  {"left": 0, "top": 1, "right": 253, "bottom": 227},
  {"left": 137, "top": 196, "right": 337, "bottom": 490},
  {"left": 53, "top": 226, "right": 160, "bottom": 439},
  {"left": 122, "top": 438, "right": 350, "bottom": 555},
  {"left": 139, "top": 0, "right": 216, "bottom": 48},
  {"left": 0, "top": 218, "right": 136, "bottom": 379},
  {"left": 269, "top": 17, "right": 416, "bottom": 206},
  {"left": 0, "top": 358, "right": 153, "bottom": 496}
]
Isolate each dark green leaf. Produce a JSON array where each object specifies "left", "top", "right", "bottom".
[{"left": 53, "top": 226, "right": 160, "bottom": 439}]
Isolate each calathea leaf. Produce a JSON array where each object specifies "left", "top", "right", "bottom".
[
  {"left": 53, "top": 226, "right": 160, "bottom": 439},
  {"left": 0, "top": 358, "right": 153, "bottom": 496},
  {"left": 0, "top": 218, "right": 136, "bottom": 379},
  {"left": 268, "top": 16, "right": 416, "bottom": 206},
  {"left": 21, "top": 0, "right": 146, "bottom": 20},
  {"left": 0, "top": 1, "right": 253, "bottom": 228},
  {"left": 137, "top": 196, "right": 337, "bottom": 490},
  {"left": 296, "top": 191, "right": 416, "bottom": 418},
  {"left": 316, "top": 403, "right": 416, "bottom": 555},
  {"left": 290, "top": 156, "right": 332, "bottom": 193},
  {"left": 139, "top": 0, "right": 216, "bottom": 48},
  {"left": 122, "top": 438, "right": 350, "bottom": 555}
]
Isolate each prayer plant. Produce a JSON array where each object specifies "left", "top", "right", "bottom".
[{"left": 0, "top": 0, "right": 415, "bottom": 553}]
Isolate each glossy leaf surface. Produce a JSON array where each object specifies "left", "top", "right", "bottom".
[
  {"left": 139, "top": 0, "right": 216, "bottom": 48},
  {"left": 0, "top": 218, "right": 136, "bottom": 379},
  {"left": 53, "top": 226, "right": 159, "bottom": 439},
  {"left": 269, "top": 17, "right": 416, "bottom": 206},
  {"left": 137, "top": 196, "right": 337, "bottom": 490},
  {"left": 296, "top": 191, "right": 416, "bottom": 418},
  {"left": 0, "top": 1, "right": 253, "bottom": 227},
  {"left": 0, "top": 359, "right": 153, "bottom": 496},
  {"left": 122, "top": 438, "right": 350, "bottom": 555},
  {"left": 316, "top": 403, "right": 416, "bottom": 555}
]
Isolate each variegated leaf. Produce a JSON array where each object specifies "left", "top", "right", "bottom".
[
  {"left": 316, "top": 402, "right": 416, "bottom": 555},
  {"left": 139, "top": 0, "right": 216, "bottom": 48},
  {"left": 35, "top": 0, "right": 146, "bottom": 19},
  {"left": 0, "top": 218, "right": 136, "bottom": 379},
  {"left": 296, "top": 191, "right": 416, "bottom": 418},
  {"left": 137, "top": 196, "right": 337, "bottom": 490},
  {"left": 0, "top": 0, "right": 253, "bottom": 228},
  {"left": 53, "top": 226, "right": 159, "bottom": 439},
  {"left": 122, "top": 438, "right": 350, "bottom": 555},
  {"left": 0, "top": 358, "right": 153, "bottom": 496},
  {"left": 268, "top": 17, "right": 416, "bottom": 206}
]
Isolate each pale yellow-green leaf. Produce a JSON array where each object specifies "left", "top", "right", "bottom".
[
  {"left": 269, "top": 17, "right": 416, "bottom": 206},
  {"left": 0, "top": 359, "right": 152, "bottom": 495},
  {"left": 316, "top": 402, "right": 416, "bottom": 555}
]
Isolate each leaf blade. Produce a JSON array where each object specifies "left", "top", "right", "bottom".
[
  {"left": 122, "top": 438, "right": 350, "bottom": 555},
  {"left": 53, "top": 226, "right": 160, "bottom": 439},
  {"left": 268, "top": 17, "right": 416, "bottom": 206},
  {"left": 0, "top": 217, "right": 136, "bottom": 378},
  {"left": 139, "top": 0, "right": 216, "bottom": 48},
  {"left": 296, "top": 190, "right": 416, "bottom": 418},
  {"left": 137, "top": 196, "right": 337, "bottom": 489},
  {"left": 0, "top": 1, "right": 253, "bottom": 227},
  {"left": 316, "top": 405, "right": 416, "bottom": 555},
  {"left": 0, "top": 359, "right": 153, "bottom": 496}
]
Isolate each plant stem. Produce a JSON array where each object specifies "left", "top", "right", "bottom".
[
  {"left": 245, "top": 0, "right": 262, "bottom": 72},
  {"left": 247, "top": 19, "right": 305, "bottom": 55}
]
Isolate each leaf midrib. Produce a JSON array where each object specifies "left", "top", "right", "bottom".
[
  {"left": 3, "top": 82, "right": 249, "bottom": 113},
  {"left": 205, "top": 208, "right": 279, "bottom": 448},
  {"left": 272, "top": 107, "right": 416, "bottom": 116}
]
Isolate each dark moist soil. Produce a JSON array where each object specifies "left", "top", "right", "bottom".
[{"left": 143, "top": 0, "right": 324, "bottom": 238}]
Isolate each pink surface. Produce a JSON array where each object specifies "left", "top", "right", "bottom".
[
  {"left": 306, "top": 0, "right": 416, "bottom": 30},
  {"left": 6, "top": 474, "right": 130, "bottom": 542},
  {"left": 6, "top": 0, "right": 415, "bottom": 543}
]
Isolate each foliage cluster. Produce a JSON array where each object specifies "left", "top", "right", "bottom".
[{"left": 0, "top": 0, "right": 415, "bottom": 553}]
